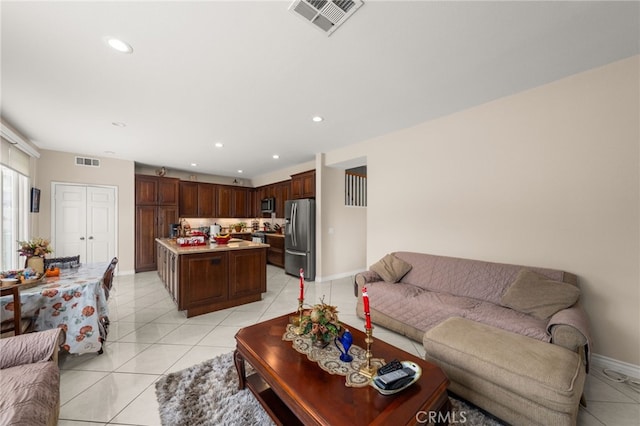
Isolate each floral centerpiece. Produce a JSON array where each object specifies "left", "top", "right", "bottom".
[
  {"left": 300, "top": 298, "right": 341, "bottom": 347},
  {"left": 17, "top": 238, "right": 52, "bottom": 274},
  {"left": 17, "top": 238, "right": 53, "bottom": 258}
]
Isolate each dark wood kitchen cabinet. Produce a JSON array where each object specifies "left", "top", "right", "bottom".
[
  {"left": 179, "top": 182, "right": 216, "bottom": 217},
  {"left": 155, "top": 239, "right": 267, "bottom": 317},
  {"left": 291, "top": 170, "right": 315, "bottom": 199},
  {"left": 135, "top": 174, "right": 179, "bottom": 272},
  {"left": 217, "top": 185, "right": 251, "bottom": 218},
  {"left": 266, "top": 234, "right": 285, "bottom": 268},
  {"left": 254, "top": 180, "right": 291, "bottom": 218},
  {"left": 275, "top": 181, "right": 290, "bottom": 218},
  {"left": 135, "top": 175, "right": 179, "bottom": 206},
  {"left": 178, "top": 182, "right": 198, "bottom": 217}
]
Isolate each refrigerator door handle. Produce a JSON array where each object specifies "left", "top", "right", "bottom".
[
  {"left": 286, "top": 249, "right": 306, "bottom": 256},
  {"left": 292, "top": 203, "right": 297, "bottom": 248}
]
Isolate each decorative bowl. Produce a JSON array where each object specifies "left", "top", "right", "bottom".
[{"left": 214, "top": 235, "right": 231, "bottom": 244}]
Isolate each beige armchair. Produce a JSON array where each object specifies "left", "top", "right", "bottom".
[{"left": 0, "top": 328, "right": 65, "bottom": 426}]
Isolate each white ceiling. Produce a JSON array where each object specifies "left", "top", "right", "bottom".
[{"left": 1, "top": 1, "right": 638, "bottom": 179}]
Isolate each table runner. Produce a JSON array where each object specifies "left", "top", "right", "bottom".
[{"left": 282, "top": 324, "right": 386, "bottom": 387}]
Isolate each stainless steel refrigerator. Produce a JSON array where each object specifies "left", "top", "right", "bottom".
[{"left": 284, "top": 198, "right": 315, "bottom": 281}]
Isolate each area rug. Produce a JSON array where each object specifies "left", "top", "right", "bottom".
[{"left": 155, "top": 351, "right": 504, "bottom": 426}]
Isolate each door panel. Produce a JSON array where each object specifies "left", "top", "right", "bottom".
[
  {"left": 54, "top": 184, "right": 116, "bottom": 264},
  {"left": 55, "top": 185, "right": 87, "bottom": 258},
  {"left": 86, "top": 187, "right": 115, "bottom": 263}
]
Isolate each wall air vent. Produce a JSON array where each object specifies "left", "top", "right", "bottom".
[
  {"left": 289, "top": 0, "right": 363, "bottom": 36},
  {"left": 75, "top": 156, "right": 100, "bottom": 167}
]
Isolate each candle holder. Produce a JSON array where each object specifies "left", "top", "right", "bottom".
[
  {"left": 359, "top": 327, "right": 377, "bottom": 378},
  {"left": 292, "top": 298, "right": 304, "bottom": 335}
]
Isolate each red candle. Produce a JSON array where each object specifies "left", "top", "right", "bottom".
[
  {"left": 362, "top": 287, "right": 372, "bottom": 329},
  {"left": 299, "top": 268, "right": 304, "bottom": 301}
]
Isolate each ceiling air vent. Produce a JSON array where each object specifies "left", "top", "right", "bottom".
[
  {"left": 75, "top": 156, "right": 100, "bottom": 167},
  {"left": 289, "top": 0, "right": 363, "bottom": 36}
]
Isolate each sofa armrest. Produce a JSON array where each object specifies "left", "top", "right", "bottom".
[
  {"left": 0, "top": 328, "right": 64, "bottom": 369},
  {"left": 547, "top": 301, "right": 592, "bottom": 372},
  {"left": 353, "top": 270, "right": 382, "bottom": 296}
]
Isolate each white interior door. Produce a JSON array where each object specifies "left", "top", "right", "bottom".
[
  {"left": 86, "top": 186, "right": 115, "bottom": 262},
  {"left": 54, "top": 184, "right": 116, "bottom": 263},
  {"left": 54, "top": 185, "right": 87, "bottom": 258}
]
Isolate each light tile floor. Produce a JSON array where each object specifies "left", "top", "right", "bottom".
[{"left": 58, "top": 266, "right": 640, "bottom": 425}]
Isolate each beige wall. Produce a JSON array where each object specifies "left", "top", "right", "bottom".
[
  {"left": 317, "top": 162, "right": 367, "bottom": 280},
  {"left": 325, "top": 56, "right": 639, "bottom": 365},
  {"left": 36, "top": 150, "right": 136, "bottom": 273}
]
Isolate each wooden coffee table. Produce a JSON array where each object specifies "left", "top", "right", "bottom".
[{"left": 234, "top": 313, "right": 450, "bottom": 426}]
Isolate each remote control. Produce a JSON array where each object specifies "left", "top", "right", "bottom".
[
  {"left": 374, "top": 367, "right": 416, "bottom": 390},
  {"left": 377, "top": 359, "right": 403, "bottom": 376}
]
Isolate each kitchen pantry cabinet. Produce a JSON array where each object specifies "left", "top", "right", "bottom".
[
  {"left": 179, "top": 182, "right": 216, "bottom": 217},
  {"left": 135, "top": 175, "right": 179, "bottom": 272},
  {"left": 136, "top": 174, "right": 179, "bottom": 206},
  {"left": 291, "top": 170, "right": 315, "bottom": 199}
]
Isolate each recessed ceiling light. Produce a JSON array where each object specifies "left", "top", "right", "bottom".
[
  {"left": 215, "top": 142, "right": 224, "bottom": 148},
  {"left": 237, "top": 169, "right": 243, "bottom": 174},
  {"left": 107, "top": 38, "right": 133, "bottom": 54},
  {"left": 272, "top": 154, "right": 280, "bottom": 159},
  {"left": 190, "top": 163, "right": 197, "bottom": 167},
  {"left": 312, "top": 116, "right": 324, "bottom": 122},
  {"left": 111, "top": 122, "right": 126, "bottom": 127}
]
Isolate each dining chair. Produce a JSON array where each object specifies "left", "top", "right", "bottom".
[
  {"left": 44, "top": 255, "right": 80, "bottom": 269},
  {"left": 0, "top": 286, "right": 34, "bottom": 337},
  {"left": 98, "top": 257, "right": 118, "bottom": 354},
  {"left": 102, "top": 257, "right": 118, "bottom": 301}
]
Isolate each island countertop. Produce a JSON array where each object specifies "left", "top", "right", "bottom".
[{"left": 156, "top": 238, "right": 269, "bottom": 255}]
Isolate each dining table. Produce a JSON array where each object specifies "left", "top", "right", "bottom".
[{"left": 0, "top": 262, "right": 110, "bottom": 354}]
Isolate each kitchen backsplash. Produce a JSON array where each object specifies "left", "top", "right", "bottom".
[{"left": 184, "top": 217, "right": 286, "bottom": 232}]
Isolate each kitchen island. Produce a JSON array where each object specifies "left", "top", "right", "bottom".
[{"left": 156, "top": 238, "right": 269, "bottom": 317}]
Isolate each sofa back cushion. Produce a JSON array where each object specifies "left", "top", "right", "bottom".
[
  {"left": 393, "top": 252, "right": 568, "bottom": 306},
  {"left": 500, "top": 269, "right": 580, "bottom": 319},
  {"left": 369, "top": 253, "right": 413, "bottom": 283}
]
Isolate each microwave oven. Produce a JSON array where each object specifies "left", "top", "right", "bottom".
[{"left": 261, "top": 197, "right": 275, "bottom": 213}]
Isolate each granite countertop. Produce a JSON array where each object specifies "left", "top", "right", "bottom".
[{"left": 156, "top": 238, "right": 269, "bottom": 255}]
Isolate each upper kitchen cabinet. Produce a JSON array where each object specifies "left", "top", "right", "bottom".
[
  {"left": 179, "top": 181, "right": 198, "bottom": 216},
  {"left": 291, "top": 170, "right": 315, "bottom": 199},
  {"left": 179, "top": 182, "right": 216, "bottom": 218},
  {"left": 135, "top": 175, "right": 179, "bottom": 206},
  {"left": 275, "top": 180, "right": 291, "bottom": 217},
  {"left": 217, "top": 185, "right": 251, "bottom": 218}
]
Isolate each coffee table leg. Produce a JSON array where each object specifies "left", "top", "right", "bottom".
[
  {"left": 435, "top": 396, "right": 452, "bottom": 426},
  {"left": 234, "top": 349, "right": 246, "bottom": 390}
]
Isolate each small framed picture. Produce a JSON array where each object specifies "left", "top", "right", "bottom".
[{"left": 30, "top": 187, "right": 41, "bottom": 213}]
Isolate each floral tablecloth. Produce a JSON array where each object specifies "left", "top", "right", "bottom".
[{"left": 0, "top": 262, "right": 109, "bottom": 354}]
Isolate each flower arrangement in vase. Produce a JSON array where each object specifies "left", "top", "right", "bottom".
[
  {"left": 17, "top": 238, "right": 52, "bottom": 273},
  {"left": 300, "top": 298, "right": 341, "bottom": 347},
  {"left": 17, "top": 238, "right": 53, "bottom": 258}
]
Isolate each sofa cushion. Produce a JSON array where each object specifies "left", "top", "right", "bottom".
[
  {"left": 0, "top": 361, "right": 60, "bottom": 425},
  {"left": 369, "top": 253, "right": 412, "bottom": 283},
  {"left": 501, "top": 269, "right": 580, "bottom": 319}
]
